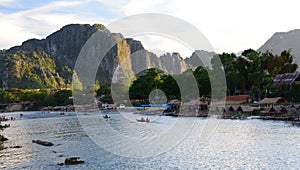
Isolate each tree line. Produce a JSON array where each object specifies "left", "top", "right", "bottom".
[
  {"left": 129, "top": 49, "right": 300, "bottom": 103},
  {"left": 1, "top": 49, "right": 299, "bottom": 107},
  {"left": 0, "top": 89, "right": 72, "bottom": 110}
]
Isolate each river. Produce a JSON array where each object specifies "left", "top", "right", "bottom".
[{"left": 1, "top": 111, "right": 300, "bottom": 169}]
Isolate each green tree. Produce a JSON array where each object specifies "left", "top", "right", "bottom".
[
  {"left": 53, "top": 90, "right": 73, "bottom": 106},
  {"left": 129, "top": 68, "right": 163, "bottom": 101},
  {"left": 193, "top": 66, "right": 211, "bottom": 96},
  {"left": 263, "top": 50, "right": 297, "bottom": 76},
  {"left": 159, "top": 75, "right": 180, "bottom": 100}
]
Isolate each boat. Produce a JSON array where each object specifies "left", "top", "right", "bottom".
[
  {"left": 136, "top": 117, "right": 150, "bottom": 123},
  {"left": 103, "top": 114, "right": 110, "bottom": 119}
]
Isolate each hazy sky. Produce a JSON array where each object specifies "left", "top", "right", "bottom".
[{"left": 1, "top": 0, "right": 300, "bottom": 57}]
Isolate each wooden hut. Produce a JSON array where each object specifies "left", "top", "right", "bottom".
[
  {"left": 257, "top": 97, "right": 287, "bottom": 106},
  {"left": 225, "top": 95, "right": 250, "bottom": 105},
  {"left": 182, "top": 99, "right": 209, "bottom": 116},
  {"left": 237, "top": 105, "right": 253, "bottom": 113}
]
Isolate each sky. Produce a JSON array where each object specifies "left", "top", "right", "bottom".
[{"left": 1, "top": 0, "right": 300, "bottom": 58}]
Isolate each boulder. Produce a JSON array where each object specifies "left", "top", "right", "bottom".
[
  {"left": 64, "top": 157, "right": 85, "bottom": 165},
  {"left": 32, "top": 140, "right": 54, "bottom": 146},
  {"left": 10, "top": 146, "right": 22, "bottom": 148}
]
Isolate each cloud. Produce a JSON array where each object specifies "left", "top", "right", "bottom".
[
  {"left": 0, "top": 0, "right": 19, "bottom": 7},
  {"left": 133, "top": 35, "right": 194, "bottom": 58},
  {"left": 2, "top": 0, "right": 300, "bottom": 55},
  {"left": 0, "top": 0, "right": 109, "bottom": 49},
  {"left": 98, "top": 0, "right": 300, "bottom": 54}
]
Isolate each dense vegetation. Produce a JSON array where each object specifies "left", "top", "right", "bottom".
[
  {"left": 0, "top": 49, "right": 299, "bottom": 108},
  {"left": 129, "top": 49, "right": 300, "bottom": 102},
  {"left": 214, "top": 49, "right": 298, "bottom": 100},
  {"left": 0, "top": 50, "right": 69, "bottom": 89},
  {"left": 128, "top": 67, "right": 210, "bottom": 103},
  {"left": 0, "top": 89, "right": 73, "bottom": 110}
]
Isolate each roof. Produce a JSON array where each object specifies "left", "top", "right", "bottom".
[
  {"left": 264, "top": 107, "right": 277, "bottom": 113},
  {"left": 287, "top": 108, "right": 297, "bottom": 114},
  {"left": 224, "top": 95, "right": 250, "bottom": 105},
  {"left": 168, "top": 99, "right": 181, "bottom": 104},
  {"left": 184, "top": 99, "right": 208, "bottom": 105},
  {"left": 257, "top": 97, "right": 287, "bottom": 105},
  {"left": 237, "top": 105, "right": 253, "bottom": 112},
  {"left": 224, "top": 106, "right": 234, "bottom": 112},
  {"left": 274, "top": 72, "right": 300, "bottom": 86}
]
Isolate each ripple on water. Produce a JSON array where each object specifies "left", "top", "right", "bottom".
[{"left": 1, "top": 112, "right": 300, "bottom": 169}]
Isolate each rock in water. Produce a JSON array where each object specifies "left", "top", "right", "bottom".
[
  {"left": 32, "top": 140, "right": 54, "bottom": 146},
  {"left": 64, "top": 157, "right": 85, "bottom": 165},
  {"left": 10, "top": 146, "right": 22, "bottom": 148},
  {"left": 0, "top": 135, "right": 8, "bottom": 141}
]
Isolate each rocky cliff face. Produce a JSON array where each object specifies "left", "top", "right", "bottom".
[
  {"left": 184, "top": 50, "right": 216, "bottom": 69},
  {"left": 0, "top": 24, "right": 132, "bottom": 89},
  {"left": 125, "top": 38, "right": 165, "bottom": 75},
  {"left": 258, "top": 29, "right": 300, "bottom": 70},
  {"left": 160, "top": 52, "right": 187, "bottom": 74},
  {"left": 0, "top": 24, "right": 213, "bottom": 89}
]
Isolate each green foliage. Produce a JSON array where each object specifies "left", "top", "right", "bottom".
[
  {"left": 0, "top": 89, "right": 72, "bottom": 108},
  {"left": 173, "top": 70, "right": 198, "bottom": 102},
  {"left": 159, "top": 74, "right": 180, "bottom": 100},
  {"left": 129, "top": 68, "right": 202, "bottom": 103},
  {"left": 272, "top": 83, "right": 300, "bottom": 102},
  {"left": 211, "top": 49, "right": 298, "bottom": 100},
  {"left": 72, "top": 71, "right": 83, "bottom": 91},
  {"left": 100, "top": 94, "right": 113, "bottom": 103},
  {"left": 193, "top": 66, "right": 211, "bottom": 96},
  {"left": 128, "top": 49, "right": 299, "bottom": 103},
  {"left": 1, "top": 50, "right": 68, "bottom": 89},
  {"left": 129, "top": 68, "right": 164, "bottom": 101},
  {"left": 1, "top": 43, "right": 299, "bottom": 104},
  {"left": 52, "top": 90, "right": 73, "bottom": 106},
  {"left": 96, "top": 84, "right": 111, "bottom": 96}
]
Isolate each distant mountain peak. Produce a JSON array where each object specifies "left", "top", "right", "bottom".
[{"left": 258, "top": 29, "right": 300, "bottom": 70}]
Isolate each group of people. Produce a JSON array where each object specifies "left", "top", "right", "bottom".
[{"left": 139, "top": 117, "right": 149, "bottom": 122}]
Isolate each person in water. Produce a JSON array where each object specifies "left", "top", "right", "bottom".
[
  {"left": 141, "top": 117, "right": 145, "bottom": 121},
  {"left": 145, "top": 117, "right": 149, "bottom": 122}
]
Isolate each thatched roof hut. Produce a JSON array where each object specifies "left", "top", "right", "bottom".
[
  {"left": 287, "top": 108, "right": 297, "bottom": 115},
  {"left": 225, "top": 106, "right": 234, "bottom": 112},
  {"left": 225, "top": 95, "right": 250, "bottom": 105},
  {"left": 257, "top": 97, "right": 287, "bottom": 105},
  {"left": 237, "top": 105, "right": 253, "bottom": 112}
]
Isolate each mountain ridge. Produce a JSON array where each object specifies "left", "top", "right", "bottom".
[
  {"left": 258, "top": 29, "right": 300, "bottom": 70},
  {"left": 0, "top": 23, "right": 216, "bottom": 89}
]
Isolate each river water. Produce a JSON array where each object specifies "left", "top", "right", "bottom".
[{"left": 1, "top": 111, "right": 300, "bottom": 169}]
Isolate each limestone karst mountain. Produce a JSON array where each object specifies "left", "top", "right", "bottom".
[
  {"left": 258, "top": 29, "right": 300, "bottom": 70},
  {"left": 0, "top": 24, "right": 214, "bottom": 89}
]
